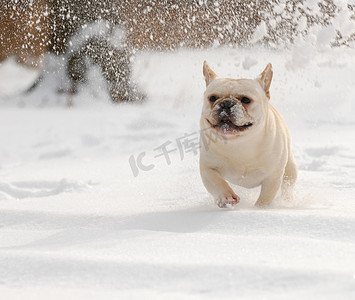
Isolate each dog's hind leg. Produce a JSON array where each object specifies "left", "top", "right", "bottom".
[
  {"left": 255, "top": 172, "right": 283, "bottom": 207},
  {"left": 281, "top": 154, "right": 298, "bottom": 202}
]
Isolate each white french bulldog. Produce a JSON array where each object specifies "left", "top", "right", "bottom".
[{"left": 200, "top": 61, "right": 297, "bottom": 208}]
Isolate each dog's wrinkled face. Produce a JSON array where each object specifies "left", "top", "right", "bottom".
[{"left": 201, "top": 61, "right": 273, "bottom": 137}]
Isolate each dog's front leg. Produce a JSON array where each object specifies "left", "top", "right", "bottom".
[
  {"left": 200, "top": 165, "right": 240, "bottom": 208},
  {"left": 255, "top": 174, "right": 283, "bottom": 207}
]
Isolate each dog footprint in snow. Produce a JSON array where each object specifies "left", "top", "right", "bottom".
[
  {"left": 0, "top": 179, "right": 94, "bottom": 200},
  {"left": 81, "top": 134, "right": 103, "bottom": 147},
  {"left": 305, "top": 146, "right": 340, "bottom": 157},
  {"left": 38, "top": 149, "right": 72, "bottom": 160}
]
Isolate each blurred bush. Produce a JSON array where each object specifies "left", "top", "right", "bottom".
[
  {"left": 0, "top": 0, "right": 52, "bottom": 68},
  {"left": 0, "top": 0, "right": 354, "bottom": 102},
  {"left": 47, "top": 0, "right": 355, "bottom": 52}
]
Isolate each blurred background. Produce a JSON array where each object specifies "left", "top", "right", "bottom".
[{"left": 0, "top": 0, "right": 354, "bottom": 105}]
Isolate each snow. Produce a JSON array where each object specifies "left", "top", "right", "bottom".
[
  {"left": 250, "top": 21, "right": 267, "bottom": 44},
  {"left": 0, "top": 46, "right": 355, "bottom": 299},
  {"left": 316, "top": 26, "right": 336, "bottom": 47},
  {"left": 242, "top": 56, "right": 258, "bottom": 70}
]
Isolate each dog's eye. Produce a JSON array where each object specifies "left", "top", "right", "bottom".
[
  {"left": 241, "top": 97, "right": 251, "bottom": 104},
  {"left": 209, "top": 96, "right": 217, "bottom": 103}
]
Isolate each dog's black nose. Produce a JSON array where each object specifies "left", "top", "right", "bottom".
[{"left": 220, "top": 99, "right": 234, "bottom": 109}]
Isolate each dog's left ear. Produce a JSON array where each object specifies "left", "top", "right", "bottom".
[
  {"left": 203, "top": 61, "right": 218, "bottom": 87},
  {"left": 257, "top": 63, "right": 273, "bottom": 99}
]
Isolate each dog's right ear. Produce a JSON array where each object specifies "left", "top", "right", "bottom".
[
  {"left": 257, "top": 63, "right": 273, "bottom": 99},
  {"left": 203, "top": 61, "right": 218, "bottom": 86}
]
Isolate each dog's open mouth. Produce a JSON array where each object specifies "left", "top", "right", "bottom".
[{"left": 208, "top": 118, "right": 253, "bottom": 134}]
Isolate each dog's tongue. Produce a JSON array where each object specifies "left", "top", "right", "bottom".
[
  {"left": 222, "top": 116, "right": 230, "bottom": 122},
  {"left": 220, "top": 122, "right": 233, "bottom": 134}
]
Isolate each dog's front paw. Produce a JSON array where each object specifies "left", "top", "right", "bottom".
[{"left": 216, "top": 191, "right": 240, "bottom": 208}]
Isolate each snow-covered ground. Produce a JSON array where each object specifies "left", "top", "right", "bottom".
[{"left": 0, "top": 46, "right": 355, "bottom": 299}]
